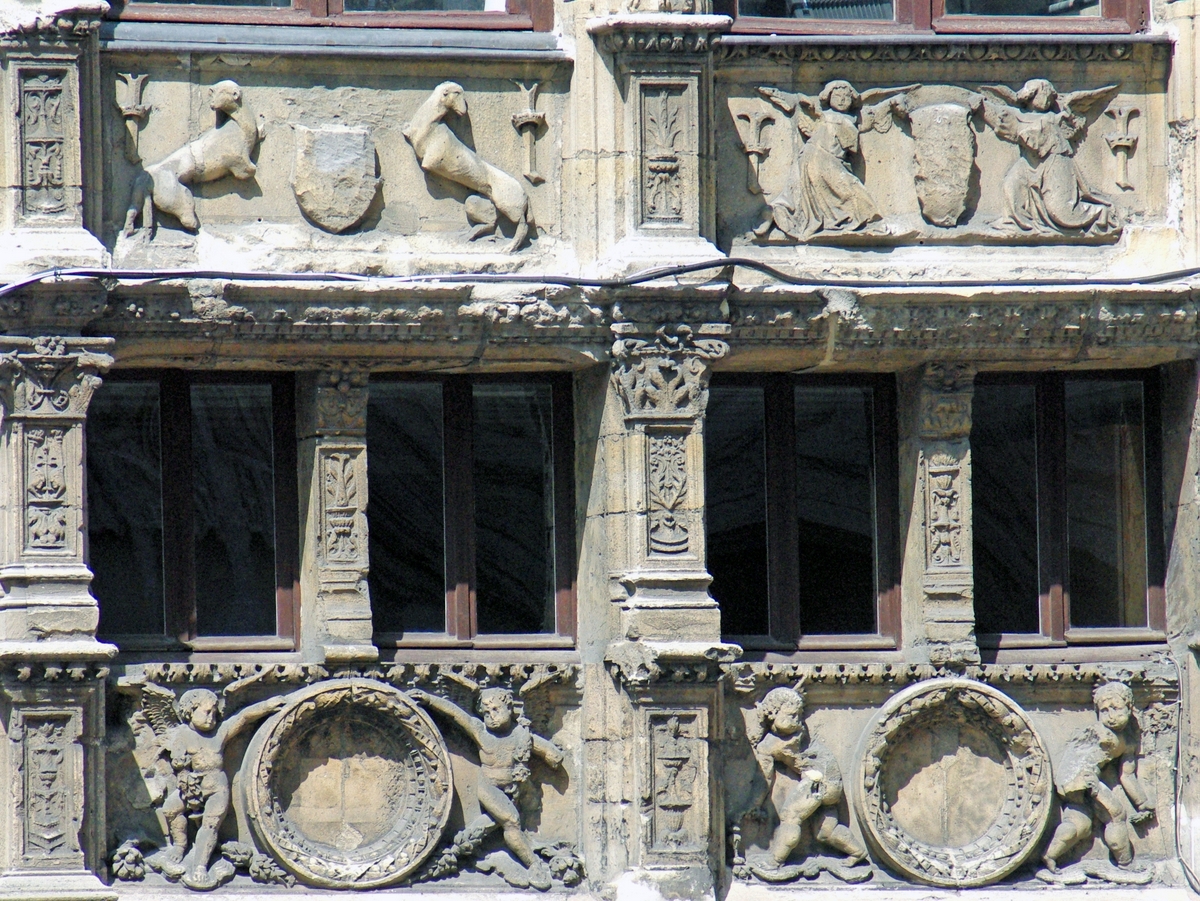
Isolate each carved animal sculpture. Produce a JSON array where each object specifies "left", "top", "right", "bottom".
[
  {"left": 123, "top": 80, "right": 265, "bottom": 236},
  {"left": 403, "top": 82, "right": 533, "bottom": 253}
]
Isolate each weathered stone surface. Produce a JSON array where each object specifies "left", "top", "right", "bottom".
[{"left": 291, "top": 125, "right": 379, "bottom": 234}]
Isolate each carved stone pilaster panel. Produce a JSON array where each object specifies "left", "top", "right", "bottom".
[
  {"left": 917, "top": 363, "right": 977, "bottom": 666},
  {"left": 318, "top": 445, "right": 367, "bottom": 576},
  {"left": 0, "top": 668, "right": 108, "bottom": 893}
]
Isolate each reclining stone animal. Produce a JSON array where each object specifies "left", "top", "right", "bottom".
[
  {"left": 123, "top": 80, "right": 265, "bottom": 236},
  {"left": 404, "top": 82, "right": 534, "bottom": 254}
]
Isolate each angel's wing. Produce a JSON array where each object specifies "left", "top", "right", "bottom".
[
  {"left": 979, "top": 84, "right": 1022, "bottom": 107},
  {"left": 1059, "top": 84, "right": 1120, "bottom": 118},
  {"left": 858, "top": 83, "right": 920, "bottom": 108},
  {"left": 141, "top": 683, "right": 180, "bottom": 737}
]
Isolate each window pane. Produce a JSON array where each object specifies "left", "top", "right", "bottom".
[
  {"left": 741, "top": 0, "right": 893, "bottom": 18},
  {"left": 795, "top": 386, "right": 876, "bottom": 634},
  {"left": 1066, "top": 381, "right": 1148, "bottom": 629},
  {"left": 972, "top": 384, "right": 1040, "bottom": 635},
  {"left": 705, "top": 387, "right": 769, "bottom": 637},
  {"left": 943, "top": 0, "right": 1098, "bottom": 14},
  {"left": 90, "top": 383, "right": 165, "bottom": 637},
  {"left": 368, "top": 383, "right": 446, "bottom": 634},
  {"left": 191, "top": 384, "right": 277, "bottom": 636},
  {"left": 474, "top": 384, "right": 555, "bottom": 634}
]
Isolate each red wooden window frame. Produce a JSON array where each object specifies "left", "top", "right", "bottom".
[
  {"left": 90, "top": 370, "right": 300, "bottom": 654},
  {"left": 707, "top": 373, "right": 901, "bottom": 654},
  {"left": 973, "top": 370, "right": 1166, "bottom": 651},
  {"left": 719, "top": 0, "right": 1146, "bottom": 36},
  {"left": 109, "top": 0, "right": 552, "bottom": 33},
  {"left": 369, "top": 373, "right": 577, "bottom": 651}
]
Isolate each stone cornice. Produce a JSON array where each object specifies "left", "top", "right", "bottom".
[{"left": 588, "top": 13, "right": 732, "bottom": 54}]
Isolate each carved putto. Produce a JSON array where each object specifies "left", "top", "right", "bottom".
[
  {"left": 404, "top": 82, "right": 534, "bottom": 253},
  {"left": 731, "top": 686, "right": 870, "bottom": 884},
  {"left": 132, "top": 684, "right": 284, "bottom": 890},
  {"left": 1037, "top": 680, "right": 1155, "bottom": 885},
  {"left": 122, "top": 80, "right": 265, "bottom": 236},
  {"left": 753, "top": 81, "right": 915, "bottom": 243}
]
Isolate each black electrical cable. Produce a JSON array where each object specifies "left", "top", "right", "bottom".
[{"left": 4, "top": 260, "right": 1200, "bottom": 299}]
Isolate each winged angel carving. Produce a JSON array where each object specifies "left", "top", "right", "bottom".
[
  {"left": 979, "top": 79, "right": 1120, "bottom": 237},
  {"left": 136, "top": 684, "right": 285, "bottom": 890},
  {"left": 753, "top": 80, "right": 916, "bottom": 243}
]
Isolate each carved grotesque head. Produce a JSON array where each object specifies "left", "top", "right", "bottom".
[
  {"left": 820, "top": 80, "right": 860, "bottom": 113},
  {"left": 758, "top": 687, "right": 806, "bottom": 740},
  {"left": 178, "top": 688, "right": 222, "bottom": 734},
  {"left": 478, "top": 688, "right": 515, "bottom": 732},
  {"left": 1093, "top": 681, "right": 1134, "bottom": 732},
  {"left": 208, "top": 80, "right": 243, "bottom": 114},
  {"left": 436, "top": 82, "right": 468, "bottom": 117}
]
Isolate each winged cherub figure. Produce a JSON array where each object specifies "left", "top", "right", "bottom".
[
  {"left": 140, "top": 684, "right": 285, "bottom": 890},
  {"left": 753, "top": 80, "right": 916, "bottom": 243},
  {"left": 978, "top": 79, "right": 1120, "bottom": 237},
  {"left": 410, "top": 687, "right": 565, "bottom": 890}
]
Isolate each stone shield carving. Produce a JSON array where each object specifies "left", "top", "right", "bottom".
[
  {"left": 291, "top": 125, "right": 380, "bottom": 234},
  {"left": 909, "top": 103, "right": 975, "bottom": 227},
  {"left": 854, "top": 678, "right": 1052, "bottom": 888},
  {"left": 241, "top": 679, "right": 452, "bottom": 889}
]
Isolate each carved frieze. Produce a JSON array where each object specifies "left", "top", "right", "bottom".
[
  {"left": 611, "top": 323, "right": 729, "bottom": 421},
  {"left": 854, "top": 679, "right": 1052, "bottom": 888},
  {"left": 403, "top": 83, "right": 533, "bottom": 254},
  {"left": 242, "top": 680, "right": 452, "bottom": 889},
  {"left": 714, "top": 39, "right": 1163, "bottom": 64}
]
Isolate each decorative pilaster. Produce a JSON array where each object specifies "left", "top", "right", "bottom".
[
  {"left": 0, "top": 337, "right": 113, "bottom": 656},
  {"left": 297, "top": 369, "right": 376, "bottom": 665},
  {"left": 1, "top": 4, "right": 108, "bottom": 268},
  {"left": 917, "top": 363, "right": 979, "bottom": 667},
  {"left": 587, "top": 14, "right": 731, "bottom": 270}
]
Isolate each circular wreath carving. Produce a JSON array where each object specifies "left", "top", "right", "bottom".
[
  {"left": 241, "top": 678, "right": 453, "bottom": 889},
  {"left": 853, "top": 678, "right": 1052, "bottom": 888}
]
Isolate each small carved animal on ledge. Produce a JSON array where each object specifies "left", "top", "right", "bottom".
[
  {"left": 403, "top": 82, "right": 534, "bottom": 253},
  {"left": 122, "top": 80, "right": 265, "bottom": 236}
]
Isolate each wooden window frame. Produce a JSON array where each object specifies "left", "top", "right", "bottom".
[
  {"left": 91, "top": 370, "right": 300, "bottom": 653},
  {"left": 719, "top": 0, "right": 1145, "bottom": 36},
  {"left": 974, "top": 370, "right": 1166, "bottom": 651},
  {"left": 371, "top": 373, "right": 577, "bottom": 651},
  {"left": 710, "top": 373, "right": 900, "bottom": 654},
  {"left": 109, "top": 0, "right": 551, "bottom": 32}
]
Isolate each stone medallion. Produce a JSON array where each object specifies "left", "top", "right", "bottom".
[
  {"left": 241, "top": 679, "right": 452, "bottom": 889},
  {"left": 853, "top": 678, "right": 1052, "bottom": 888}
]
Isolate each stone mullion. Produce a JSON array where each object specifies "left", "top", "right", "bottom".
[
  {"left": 297, "top": 370, "right": 377, "bottom": 665},
  {"left": 917, "top": 362, "right": 979, "bottom": 667}
]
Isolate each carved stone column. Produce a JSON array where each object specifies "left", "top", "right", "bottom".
[
  {"left": 297, "top": 370, "right": 377, "bottom": 665},
  {"left": 916, "top": 363, "right": 979, "bottom": 667},
  {"left": 587, "top": 14, "right": 730, "bottom": 271},
  {"left": 0, "top": 336, "right": 115, "bottom": 899},
  {"left": 1, "top": 4, "right": 108, "bottom": 269}
]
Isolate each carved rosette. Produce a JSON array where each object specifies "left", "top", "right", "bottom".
[
  {"left": 242, "top": 679, "right": 452, "bottom": 889},
  {"left": 854, "top": 679, "right": 1052, "bottom": 888}
]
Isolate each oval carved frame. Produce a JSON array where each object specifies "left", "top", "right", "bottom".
[
  {"left": 241, "top": 678, "right": 453, "bottom": 889},
  {"left": 853, "top": 678, "right": 1053, "bottom": 888}
]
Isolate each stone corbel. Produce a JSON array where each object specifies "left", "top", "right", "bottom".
[
  {"left": 918, "top": 362, "right": 978, "bottom": 667},
  {"left": 0, "top": 337, "right": 114, "bottom": 658},
  {"left": 297, "top": 369, "right": 377, "bottom": 665}
]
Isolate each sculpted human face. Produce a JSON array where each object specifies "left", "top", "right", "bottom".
[
  {"left": 189, "top": 696, "right": 220, "bottom": 733},
  {"left": 828, "top": 84, "right": 855, "bottom": 113},
  {"left": 480, "top": 694, "right": 514, "bottom": 732},
  {"left": 772, "top": 701, "right": 805, "bottom": 738},
  {"left": 1097, "top": 695, "right": 1131, "bottom": 732}
]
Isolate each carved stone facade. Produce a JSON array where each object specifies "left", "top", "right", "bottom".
[{"left": 0, "top": 1, "right": 1198, "bottom": 900}]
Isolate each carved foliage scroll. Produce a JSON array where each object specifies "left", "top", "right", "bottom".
[
  {"left": 12, "top": 711, "right": 83, "bottom": 869},
  {"left": 320, "top": 448, "right": 366, "bottom": 570},
  {"left": 647, "top": 431, "right": 689, "bottom": 555},
  {"left": 26, "top": 427, "right": 67, "bottom": 552},
  {"left": 925, "top": 452, "right": 962, "bottom": 570},
  {"left": 612, "top": 324, "right": 728, "bottom": 421},
  {"left": 21, "top": 72, "right": 68, "bottom": 216},
  {"left": 642, "top": 87, "right": 685, "bottom": 225}
]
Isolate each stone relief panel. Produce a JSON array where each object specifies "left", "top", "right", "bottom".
[
  {"left": 642, "top": 708, "right": 708, "bottom": 863},
  {"left": 20, "top": 70, "right": 69, "bottom": 217},
  {"left": 107, "top": 663, "right": 580, "bottom": 893},
  {"left": 729, "top": 685, "right": 871, "bottom": 884},
  {"left": 719, "top": 53, "right": 1167, "bottom": 251},
  {"left": 854, "top": 679, "right": 1053, "bottom": 887}
]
